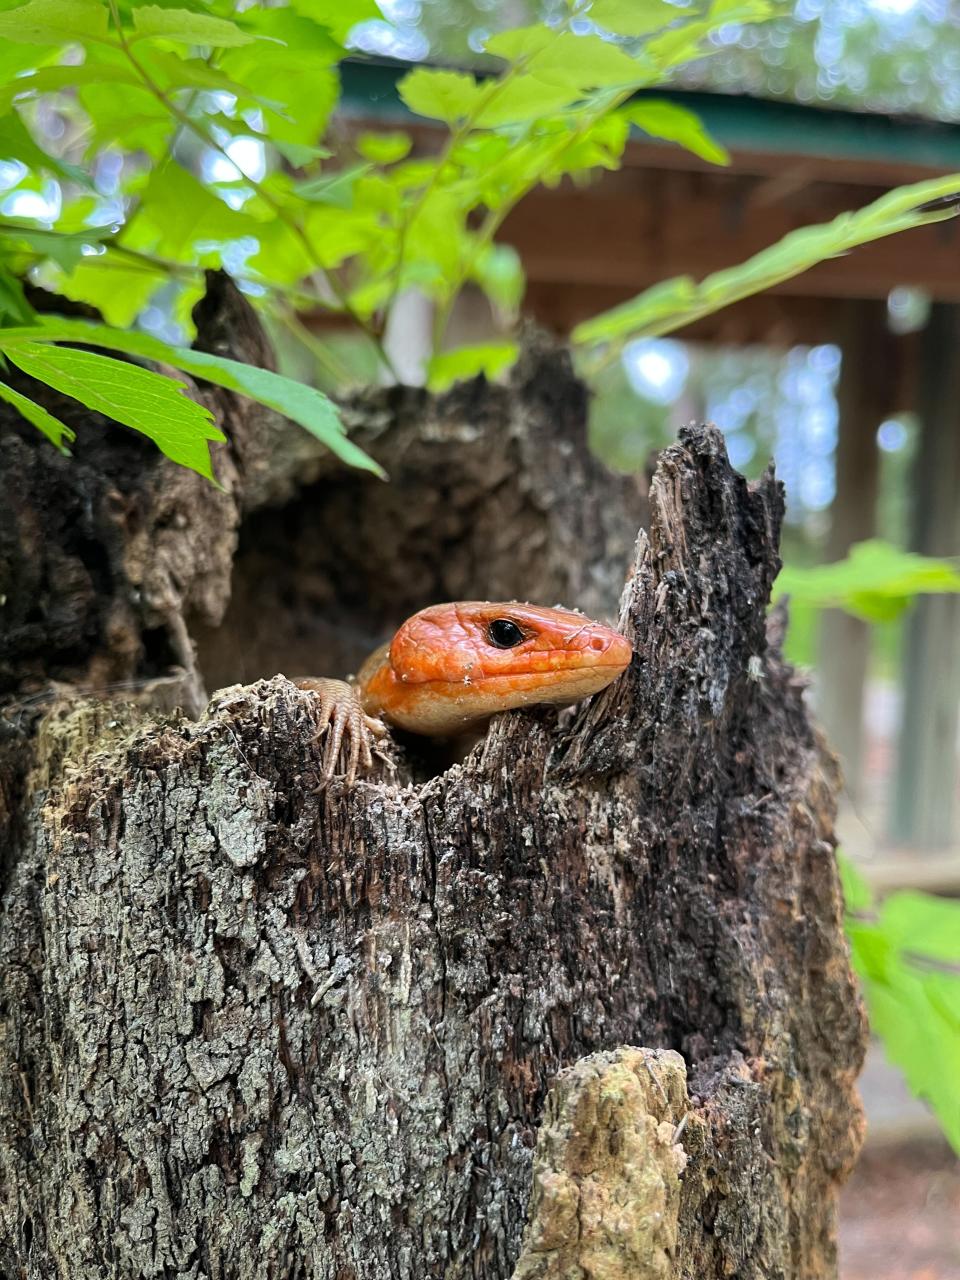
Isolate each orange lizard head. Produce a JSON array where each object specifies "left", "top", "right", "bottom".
[{"left": 363, "top": 601, "right": 632, "bottom": 736}]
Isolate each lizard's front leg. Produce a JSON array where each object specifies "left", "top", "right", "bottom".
[{"left": 293, "top": 678, "right": 388, "bottom": 786}]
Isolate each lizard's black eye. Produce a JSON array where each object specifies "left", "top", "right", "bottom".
[{"left": 487, "top": 618, "right": 525, "bottom": 649}]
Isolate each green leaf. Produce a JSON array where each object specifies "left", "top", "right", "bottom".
[
  {"left": 482, "top": 24, "right": 553, "bottom": 60},
  {"left": 130, "top": 48, "right": 285, "bottom": 105},
  {"left": 288, "top": 0, "right": 381, "bottom": 44},
  {"left": 588, "top": 0, "right": 685, "bottom": 36},
  {"left": 576, "top": 275, "right": 697, "bottom": 345},
  {"left": 487, "top": 29, "right": 647, "bottom": 91},
  {"left": 0, "top": 219, "right": 112, "bottom": 271},
  {"left": 881, "top": 892, "right": 960, "bottom": 965},
  {"left": 0, "top": 263, "right": 34, "bottom": 323},
  {"left": 77, "top": 79, "right": 173, "bottom": 157},
  {"left": 353, "top": 172, "right": 401, "bottom": 219},
  {"left": 841, "top": 863, "right": 960, "bottom": 1156},
  {"left": 0, "top": 28, "right": 55, "bottom": 81},
  {"left": 534, "top": 112, "right": 631, "bottom": 183},
  {"left": 398, "top": 67, "right": 482, "bottom": 125},
  {"left": 864, "top": 965, "right": 960, "bottom": 1155},
  {"left": 232, "top": 4, "right": 343, "bottom": 59},
  {"left": 837, "top": 853, "right": 873, "bottom": 915},
  {"left": 426, "top": 341, "right": 519, "bottom": 392},
  {"left": 301, "top": 205, "right": 382, "bottom": 269},
  {"left": 473, "top": 30, "right": 652, "bottom": 125},
  {"left": 1, "top": 317, "right": 383, "bottom": 475},
  {"left": 0, "top": 375, "right": 74, "bottom": 450},
  {"left": 124, "top": 161, "right": 260, "bottom": 259},
  {"left": 355, "top": 131, "right": 412, "bottom": 164},
  {"left": 296, "top": 164, "right": 372, "bottom": 208},
  {"left": 404, "top": 190, "right": 468, "bottom": 290},
  {"left": 624, "top": 99, "right": 729, "bottom": 165},
  {"left": 165, "top": 346, "right": 381, "bottom": 476},
  {"left": 272, "top": 138, "right": 333, "bottom": 167},
  {"left": 219, "top": 9, "right": 341, "bottom": 150},
  {"left": 645, "top": 19, "right": 715, "bottom": 67},
  {"left": 0, "top": 62, "right": 143, "bottom": 111},
  {"left": 470, "top": 242, "right": 524, "bottom": 314},
  {"left": 450, "top": 132, "right": 511, "bottom": 174},
  {"left": 0, "top": 0, "right": 108, "bottom": 44},
  {"left": 247, "top": 221, "right": 314, "bottom": 285},
  {"left": 46, "top": 256, "right": 166, "bottom": 327},
  {"left": 131, "top": 5, "right": 257, "bottom": 47},
  {"left": 474, "top": 76, "right": 586, "bottom": 127},
  {"left": 344, "top": 275, "right": 393, "bottom": 319},
  {"left": 0, "top": 341, "right": 224, "bottom": 478},
  {"left": 773, "top": 540, "right": 960, "bottom": 623},
  {"left": 710, "top": 0, "right": 775, "bottom": 23}
]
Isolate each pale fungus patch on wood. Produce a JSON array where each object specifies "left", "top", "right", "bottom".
[{"left": 513, "top": 1048, "right": 692, "bottom": 1280}]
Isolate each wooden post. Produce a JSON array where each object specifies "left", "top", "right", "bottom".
[
  {"left": 892, "top": 304, "right": 960, "bottom": 847},
  {"left": 817, "top": 301, "right": 891, "bottom": 805}
]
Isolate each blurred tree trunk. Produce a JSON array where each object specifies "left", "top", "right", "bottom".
[
  {"left": 0, "top": 277, "right": 865, "bottom": 1279},
  {"left": 893, "top": 302, "right": 960, "bottom": 847},
  {"left": 818, "top": 299, "right": 890, "bottom": 806}
]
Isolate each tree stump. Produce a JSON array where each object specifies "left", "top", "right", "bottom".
[{"left": 0, "top": 278, "right": 865, "bottom": 1278}]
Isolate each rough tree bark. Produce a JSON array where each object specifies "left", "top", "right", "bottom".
[{"left": 0, "top": 278, "right": 865, "bottom": 1279}]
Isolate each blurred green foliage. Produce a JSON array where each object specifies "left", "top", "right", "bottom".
[
  {"left": 1, "top": 0, "right": 959, "bottom": 480},
  {"left": 841, "top": 856, "right": 960, "bottom": 1156},
  {"left": 0, "top": 0, "right": 761, "bottom": 472},
  {"left": 775, "top": 539, "right": 960, "bottom": 623}
]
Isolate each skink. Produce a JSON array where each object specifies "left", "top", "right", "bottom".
[{"left": 296, "top": 601, "right": 633, "bottom": 783}]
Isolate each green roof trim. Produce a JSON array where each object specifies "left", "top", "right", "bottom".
[{"left": 339, "top": 58, "right": 960, "bottom": 170}]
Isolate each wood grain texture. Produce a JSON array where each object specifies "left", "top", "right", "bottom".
[
  {"left": 0, "top": 273, "right": 291, "bottom": 710},
  {"left": 0, "top": 423, "right": 865, "bottom": 1279}
]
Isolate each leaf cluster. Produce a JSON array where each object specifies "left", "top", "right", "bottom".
[
  {"left": 841, "top": 855, "right": 960, "bottom": 1156},
  {"left": 0, "top": 0, "right": 958, "bottom": 484},
  {"left": 0, "top": 0, "right": 757, "bottom": 473},
  {"left": 573, "top": 176, "right": 960, "bottom": 363}
]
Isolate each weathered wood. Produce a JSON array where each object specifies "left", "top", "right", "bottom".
[
  {"left": 0, "top": 419, "right": 866, "bottom": 1279},
  {"left": 512, "top": 1048, "right": 689, "bottom": 1280},
  {"left": 0, "top": 274, "right": 291, "bottom": 712}
]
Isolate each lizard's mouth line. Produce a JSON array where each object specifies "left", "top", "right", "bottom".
[
  {"left": 416, "top": 662, "right": 629, "bottom": 697},
  {"left": 397, "top": 651, "right": 632, "bottom": 686}
]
